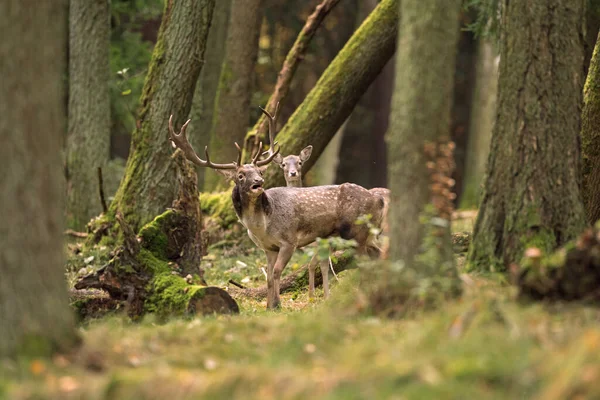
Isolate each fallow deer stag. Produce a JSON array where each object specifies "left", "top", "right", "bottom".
[
  {"left": 261, "top": 107, "right": 391, "bottom": 295},
  {"left": 169, "top": 111, "right": 385, "bottom": 309}
]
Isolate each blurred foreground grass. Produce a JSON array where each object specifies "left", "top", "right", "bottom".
[{"left": 5, "top": 271, "right": 600, "bottom": 399}]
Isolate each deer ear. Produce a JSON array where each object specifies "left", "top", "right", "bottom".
[
  {"left": 216, "top": 169, "right": 236, "bottom": 182},
  {"left": 299, "top": 145, "right": 313, "bottom": 162},
  {"left": 273, "top": 153, "right": 283, "bottom": 166}
]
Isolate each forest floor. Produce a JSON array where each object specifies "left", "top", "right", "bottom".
[{"left": 4, "top": 211, "right": 600, "bottom": 399}]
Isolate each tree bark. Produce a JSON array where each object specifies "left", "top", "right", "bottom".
[
  {"left": 263, "top": 0, "right": 399, "bottom": 188},
  {"left": 582, "top": 31, "right": 600, "bottom": 224},
  {"left": 387, "top": 0, "right": 461, "bottom": 277},
  {"left": 449, "top": 23, "right": 478, "bottom": 205},
  {"left": 66, "top": 0, "right": 111, "bottom": 230},
  {"left": 459, "top": 39, "right": 499, "bottom": 209},
  {"left": 0, "top": 0, "right": 78, "bottom": 358},
  {"left": 468, "top": 0, "right": 586, "bottom": 271},
  {"left": 189, "top": 0, "right": 232, "bottom": 189},
  {"left": 244, "top": 0, "right": 342, "bottom": 159},
  {"left": 204, "top": 0, "right": 264, "bottom": 191},
  {"left": 107, "top": 0, "right": 215, "bottom": 233}
]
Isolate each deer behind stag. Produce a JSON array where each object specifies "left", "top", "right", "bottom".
[{"left": 169, "top": 108, "right": 385, "bottom": 309}]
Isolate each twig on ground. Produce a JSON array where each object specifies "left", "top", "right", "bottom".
[{"left": 228, "top": 279, "right": 246, "bottom": 289}]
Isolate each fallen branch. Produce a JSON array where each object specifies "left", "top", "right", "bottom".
[
  {"left": 228, "top": 279, "right": 246, "bottom": 289},
  {"left": 64, "top": 229, "right": 88, "bottom": 238},
  {"left": 229, "top": 251, "right": 356, "bottom": 299},
  {"left": 245, "top": 0, "right": 342, "bottom": 159}
]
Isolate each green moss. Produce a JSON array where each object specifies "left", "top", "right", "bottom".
[
  {"left": 137, "top": 248, "right": 170, "bottom": 275},
  {"left": 200, "top": 190, "right": 237, "bottom": 228},
  {"left": 135, "top": 248, "right": 205, "bottom": 316},
  {"left": 138, "top": 210, "right": 176, "bottom": 260},
  {"left": 516, "top": 205, "right": 557, "bottom": 256}
]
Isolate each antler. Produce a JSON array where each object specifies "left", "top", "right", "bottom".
[
  {"left": 256, "top": 103, "right": 281, "bottom": 167},
  {"left": 169, "top": 115, "right": 239, "bottom": 170}
]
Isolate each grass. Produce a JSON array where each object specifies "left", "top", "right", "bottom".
[{"left": 5, "top": 211, "right": 600, "bottom": 399}]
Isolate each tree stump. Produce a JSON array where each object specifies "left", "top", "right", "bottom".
[{"left": 75, "top": 151, "right": 239, "bottom": 317}]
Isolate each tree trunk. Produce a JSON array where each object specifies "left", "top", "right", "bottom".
[
  {"left": 263, "top": 0, "right": 399, "bottom": 188},
  {"left": 582, "top": 31, "right": 600, "bottom": 224},
  {"left": 204, "top": 0, "right": 264, "bottom": 191},
  {"left": 335, "top": 59, "right": 394, "bottom": 188},
  {"left": 468, "top": 0, "right": 586, "bottom": 271},
  {"left": 449, "top": 22, "right": 478, "bottom": 205},
  {"left": 0, "top": 0, "right": 78, "bottom": 358},
  {"left": 66, "top": 0, "right": 111, "bottom": 230},
  {"left": 107, "top": 0, "right": 215, "bottom": 233},
  {"left": 585, "top": 1, "right": 600, "bottom": 79},
  {"left": 387, "top": 0, "right": 461, "bottom": 276},
  {"left": 459, "top": 39, "right": 499, "bottom": 209},
  {"left": 189, "top": 0, "right": 232, "bottom": 189}
]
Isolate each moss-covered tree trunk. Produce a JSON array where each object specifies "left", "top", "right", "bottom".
[
  {"left": 263, "top": 0, "right": 399, "bottom": 188},
  {"left": 204, "top": 0, "right": 263, "bottom": 191},
  {"left": 108, "top": 0, "right": 215, "bottom": 232},
  {"left": 468, "top": 0, "right": 586, "bottom": 271},
  {"left": 582, "top": 31, "right": 600, "bottom": 224},
  {"left": 0, "top": 0, "right": 78, "bottom": 358},
  {"left": 387, "top": 0, "right": 461, "bottom": 279},
  {"left": 77, "top": 153, "right": 239, "bottom": 318},
  {"left": 459, "top": 39, "right": 499, "bottom": 209},
  {"left": 66, "top": 0, "right": 111, "bottom": 230},
  {"left": 189, "top": 0, "right": 232, "bottom": 189}
]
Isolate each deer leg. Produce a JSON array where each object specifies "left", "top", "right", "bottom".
[
  {"left": 269, "top": 244, "right": 295, "bottom": 309},
  {"left": 320, "top": 258, "right": 330, "bottom": 299},
  {"left": 308, "top": 253, "right": 318, "bottom": 299},
  {"left": 265, "top": 250, "right": 278, "bottom": 309}
]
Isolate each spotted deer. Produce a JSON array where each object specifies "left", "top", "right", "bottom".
[
  {"left": 261, "top": 108, "right": 391, "bottom": 294},
  {"left": 168, "top": 109, "right": 385, "bottom": 309}
]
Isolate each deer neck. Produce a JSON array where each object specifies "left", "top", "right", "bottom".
[{"left": 231, "top": 185, "right": 272, "bottom": 222}]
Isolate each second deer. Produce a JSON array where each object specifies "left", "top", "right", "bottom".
[{"left": 169, "top": 108, "right": 385, "bottom": 309}]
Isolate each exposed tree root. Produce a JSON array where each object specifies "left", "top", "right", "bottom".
[{"left": 516, "top": 224, "right": 600, "bottom": 302}]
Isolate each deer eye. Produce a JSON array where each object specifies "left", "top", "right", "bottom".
[
  {"left": 298, "top": 161, "right": 302, "bottom": 166},
  {"left": 238, "top": 173, "right": 244, "bottom": 180}
]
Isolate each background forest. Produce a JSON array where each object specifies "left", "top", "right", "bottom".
[{"left": 4, "top": 0, "right": 600, "bottom": 398}]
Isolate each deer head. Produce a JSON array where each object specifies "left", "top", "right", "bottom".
[
  {"left": 273, "top": 146, "right": 313, "bottom": 187},
  {"left": 168, "top": 115, "right": 280, "bottom": 200},
  {"left": 259, "top": 102, "right": 312, "bottom": 187}
]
